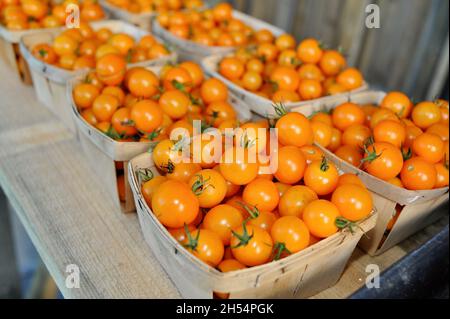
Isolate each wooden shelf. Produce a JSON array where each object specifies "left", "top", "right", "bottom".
[{"left": 0, "top": 61, "right": 447, "bottom": 299}]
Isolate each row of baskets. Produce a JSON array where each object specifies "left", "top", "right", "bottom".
[{"left": 1, "top": 4, "right": 448, "bottom": 299}]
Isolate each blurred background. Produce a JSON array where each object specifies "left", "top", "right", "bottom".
[{"left": 0, "top": 0, "right": 449, "bottom": 299}]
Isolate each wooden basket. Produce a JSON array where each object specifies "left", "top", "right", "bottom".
[
  {"left": 152, "top": 10, "right": 285, "bottom": 64},
  {"left": 201, "top": 54, "right": 369, "bottom": 118},
  {"left": 0, "top": 24, "right": 59, "bottom": 84},
  {"left": 291, "top": 90, "right": 449, "bottom": 256},
  {"left": 99, "top": 0, "right": 155, "bottom": 31},
  {"left": 127, "top": 151, "right": 377, "bottom": 299},
  {"left": 67, "top": 65, "right": 252, "bottom": 213},
  {"left": 19, "top": 20, "right": 177, "bottom": 133}
]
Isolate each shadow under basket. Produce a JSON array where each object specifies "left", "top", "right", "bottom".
[
  {"left": 302, "top": 90, "right": 449, "bottom": 256},
  {"left": 128, "top": 152, "right": 377, "bottom": 299},
  {"left": 0, "top": 30, "right": 32, "bottom": 84}
]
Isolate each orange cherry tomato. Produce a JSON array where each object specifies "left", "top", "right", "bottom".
[
  {"left": 274, "top": 146, "right": 307, "bottom": 185},
  {"left": 95, "top": 54, "right": 126, "bottom": 86},
  {"left": 201, "top": 78, "right": 228, "bottom": 104},
  {"left": 342, "top": 124, "right": 372, "bottom": 148},
  {"left": 400, "top": 157, "right": 437, "bottom": 190},
  {"left": 230, "top": 224, "right": 273, "bottom": 267},
  {"left": 127, "top": 68, "right": 160, "bottom": 98},
  {"left": 219, "top": 57, "right": 245, "bottom": 80},
  {"left": 304, "top": 157, "right": 339, "bottom": 196},
  {"left": 242, "top": 178, "right": 279, "bottom": 212},
  {"left": 336, "top": 68, "right": 363, "bottom": 90},
  {"left": 141, "top": 175, "right": 167, "bottom": 205},
  {"left": 183, "top": 228, "right": 224, "bottom": 267},
  {"left": 92, "top": 94, "right": 119, "bottom": 122},
  {"left": 111, "top": 107, "right": 138, "bottom": 136},
  {"left": 275, "top": 112, "right": 313, "bottom": 148},
  {"left": 130, "top": 99, "right": 163, "bottom": 133},
  {"left": 189, "top": 169, "right": 227, "bottom": 208},
  {"left": 298, "top": 79, "right": 323, "bottom": 100},
  {"left": 412, "top": 101, "right": 442, "bottom": 129},
  {"left": 373, "top": 120, "right": 406, "bottom": 148},
  {"left": 319, "top": 50, "right": 346, "bottom": 76},
  {"left": 278, "top": 185, "right": 318, "bottom": 218},
  {"left": 303, "top": 200, "right": 341, "bottom": 238},
  {"left": 335, "top": 145, "right": 363, "bottom": 167},
  {"left": 300, "top": 145, "right": 325, "bottom": 164},
  {"left": 331, "top": 184, "right": 373, "bottom": 221},
  {"left": 381, "top": 91, "right": 412, "bottom": 118},
  {"left": 73, "top": 83, "right": 100, "bottom": 109},
  {"left": 152, "top": 180, "right": 199, "bottom": 228},
  {"left": 362, "top": 142, "right": 404, "bottom": 181},
  {"left": 310, "top": 120, "right": 332, "bottom": 148},
  {"left": 203, "top": 204, "right": 244, "bottom": 245},
  {"left": 332, "top": 102, "right": 366, "bottom": 131},
  {"left": 435, "top": 163, "right": 449, "bottom": 188},
  {"left": 270, "top": 66, "right": 300, "bottom": 91},
  {"left": 412, "top": 133, "right": 444, "bottom": 164},
  {"left": 271, "top": 216, "right": 310, "bottom": 257},
  {"left": 159, "top": 90, "right": 190, "bottom": 120},
  {"left": 297, "top": 38, "right": 323, "bottom": 64}
]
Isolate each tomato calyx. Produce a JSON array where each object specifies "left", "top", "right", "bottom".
[
  {"left": 105, "top": 125, "right": 128, "bottom": 141},
  {"left": 146, "top": 128, "right": 162, "bottom": 141},
  {"left": 239, "top": 132, "right": 257, "bottom": 149},
  {"left": 38, "top": 49, "right": 48, "bottom": 58},
  {"left": 272, "top": 242, "right": 292, "bottom": 261},
  {"left": 335, "top": 217, "right": 363, "bottom": 235},
  {"left": 320, "top": 156, "right": 330, "bottom": 172},
  {"left": 183, "top": 223, "right": 200, "bottom": 252},
  {"left": 120, "top": 119, "right": 136, "bottom": 127},
  {"left": 272, "top": 102, "right": 287, "bottom": 118},
  {"left": 401, "top": 146, "right": 413, "bottom": 161},
  {"left": 360, "top": 143, "right": 382, "bottom": 166},
  {"left": 237, "top": 201, "right": 260, "bottom": 219},
  {"left": 161, "top": 159, "right": 175, "bottom": 174},
  {"left": 137, "top": 168, "right": 154, "bottom": 184},
  {"left": 231, "top": 222, "right": 254, "bottom": 248},
  {"left": 191, "top": 174, "right": 214, "bottom": 196}
]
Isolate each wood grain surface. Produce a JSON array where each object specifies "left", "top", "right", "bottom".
[{"left": 0, "top": 61, "right": 447, "bottom": 299}]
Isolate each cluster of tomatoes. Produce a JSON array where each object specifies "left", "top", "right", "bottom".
[
  {"left": 31, "top": 23, "right": 170, "bottom": 70},
  {"left": 72, "top": 57, "right": 240, "bottom": 146},
  {"left": 138, "top": 106, "right": 374, "bottom": 280},
  {"left": 309, "top": 92, "right": 449, "bottom": 191},
  {"left": 157, "top": 2, "right": 262, "bottom": 47},
  {"left": 219, "top": 36, "right": 364, "bottom": 102},
  {"left": 0, "top": 0, "right": 104, "bottom": 30},
  {"left": 106, "top": 0, "right": 203, "bottom": 14}
]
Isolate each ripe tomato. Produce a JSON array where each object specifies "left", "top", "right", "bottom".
[
  {"left": 304, "top": 157, "right": 339, "bottom": 196},
  {"left": 95, "top": 54, "right": 126, "bottom": 86},
  {"left": 362, "top": 142, "right": 403, "bottom": 181},
  {"left": 168, "top": 224, "right": 197, "bottom": 243},
  {"left": 274, "top": 146, "right": 307, "bottom": 185},
  {"left": 255, "top": 29, "right": 274, "bottom": 44},
  {"left": 141, "top": 174, "right": 167, "bottom": 205},
  {"left": 335, "top": 145, "right": 363, "bottom": 167},
  {"left": 152, "top": 180, "right": 199, "bottom": 228},
  {"left": 373, "top": 120, "right": 406, "bottom": 148},
  {"left": 300, "top": 145, "right": 325, "bottom": 164},
  {"left": 336, "top": 68, "right": 363, "bottom": 90},
  {"left": 203, "top": 204, "right": 244, "bottom": 245},
  {"left": 246, "top": 58, "right": 264, "bottom": 74},
  {"left": 245, "top": 207, "right": 277, "bottom": 233},
  {"left": 230, "top": 224, "right": 273, "bottom": 267},
  {"left": 370, "top": 108, "right": 400, "bottom": 129},
  {"left": 159, "top": 90, "right": 190, "bottom": 120},
  {"left": 298, "top": 63, "right": 325, "bottom": 82},
  {"left": 167, "top": 162, "right": 201, "bottom": 183},
  {"left": 212, "top": 2, "right": 232, "bottom": 21},
  {"left": 278, "top": 185, "right": 318, "bottom": 218},
  {"left": 220, "top": 147, "right": 259, "bottom": 186},
  {"left": 127, "top": 68, "right": 159, "bottom": 98},
  {"left": 152, "top": 139, "right": 179, "bottom": 171},
  {"left": 303, "top": 200, "right": 341, "bottom": 238},
  {"left": 311, "top": 112, "right": 333, "bottom": 126},
  {"left": 81, "top": 109, "right": 98, "bottom": 126},
  {"left": 426, "top": 123, "right": 449, "bottom": 142},
  {"left": 73, "top": 83, "right": 100, "bottom": 109},
  {"left": 297, "top": 38, "right": 323, "bottom": 64},
  {"left": 205, "top": 101, "right": 236, "bottom": 128},
  {"left": 179, "top": 61, "right": 204, "bottom": 87},
  {"left": 319, "top": 50, "right": 346, "bottom": 76},
  {"left": 381, "top": 91, "right": 412, "bottom": 118},
  {"left": 412, "top": 133, "right": 444, "bottom": 164},
  {"left": 32, "top": 44, "right": 57, "bottom": 64},
  {"left": 342, "top": 124, "right": 371, "bottom": 148},
  {"left": 400, "top": 157, "right": 437, "bottom": 190},
  {"left": 53, "top": 34, "right": 78, "bottom": 56},
  {"left": 277, "top": 49, "right": 299, "bottom": 68},
  {"left": 435, "top": 163, "right": 449, "bottom": 188},
  {"left": 332, "top": 102, "right": 365, "bottom": 131},
  {"left": 298, "top": 79, "right": 323, "bottom": 100},
  {"left": 271, "top": 216, "right": 310, "bottom": 257},
  {"left": 331, "top": 184, "right": 373, "bottom": 222},
  {"left": 108, "top": 33, "right": 135, "bottom": 55},
  {"left": 201, "top": 78, "right": 228, "bottom": 104},
  {"left": 111, "top": 107, "right": 138, "bottom": 136},
  {"left": 242, "top": 178, "right": 279, "bottom": 212},
  {"left": 102, "top": 86, "right": 125, "bottom": 105},
  {"left": 328, "top": 127, "right": 342, "bottom": 152},
  {"left": 183, "top": 228, "right": 224, "bottom": 267},
  {"left": 310, "top": 120, "right": 332, "bottom": 147},
  {"left": 92, "top": 94, "right": 119, "bottom": 122},
  {"left": 275, "top": 112, "right": 313, "bottom": 148},
  {"left": 404, "top": 125, "right": 423, "bottom": 148},
  {"left": 242, "top": 71, "right": 263, "bottom": 91},
  {"left": 131, "top": 100, "right": 163, "bottom": 133},
  {"left": 217, "top": 259, "right": 246, "bottom": 272},
  {"left": 412, "top": 102, "right": 442, "bottom": 129},
  {"left": 270, "top": 66, "right": 300, "bottom": 91},
  {"left": 257, "top": 43, "right": 279, "bottom": 62},
  {"left": 163, "top": 67, "right": 193, "bottom": 92},
  {"left": 219, "top": 57, "right": 245, "bottom": 80},
  {"left": 189, "top": 169, "right": 227, "bottom": 208},
  {"left": 337, "top": 173, "right": 366, "bottom": 189},
  {"left": 213, "top": 166, "right": 240, "bottom": 198},
  {"left": 275, "top": 34, "right": 296, "bottom": 50},
  {"left": 387, "top": 177, "right": 404, "bottom": 188},
  {"left": 272, "top": 90, "right": 301, "bottom": 103}
]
